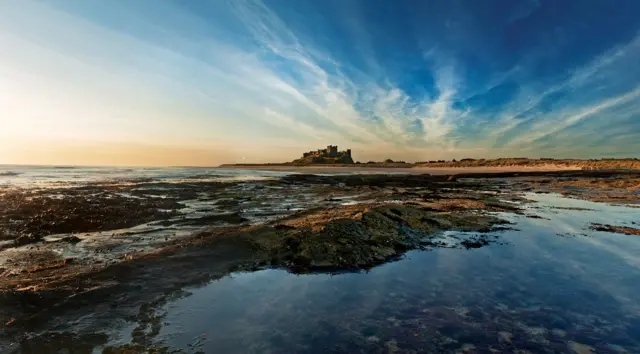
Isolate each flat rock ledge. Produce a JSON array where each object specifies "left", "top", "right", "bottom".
[{"left": 219, "top": 203, "right": 512, "bottom": 273}]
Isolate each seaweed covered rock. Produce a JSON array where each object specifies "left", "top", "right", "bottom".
[{"left": 233, "top": 204, "right": 508, "bottom": 272}]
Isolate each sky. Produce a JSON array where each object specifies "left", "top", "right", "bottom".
[{"left": 1, "top": 0, "right": 639, "bottom": 166}]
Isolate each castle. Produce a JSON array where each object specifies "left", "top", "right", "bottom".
[
  {"left": 294, "top": 145, "right": 354, "bottom": 164},
  {"left": 302, "top": 145, "right": 351, "bottom": 159}
]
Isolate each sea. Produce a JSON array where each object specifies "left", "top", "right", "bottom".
[{"left": 0, "top": 164, "right": 292, "bottom": 189}]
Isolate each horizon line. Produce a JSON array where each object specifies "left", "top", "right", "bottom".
[{"left": 2, "top": 156, "right": 640, "bottom": 169}]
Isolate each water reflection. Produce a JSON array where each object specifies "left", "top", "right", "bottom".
[
  {"left": 112, "top": 194, "right": 640, "bottom": 353},
  {"left": 11, "top": 194, "right": 640, "bottom": 353}
]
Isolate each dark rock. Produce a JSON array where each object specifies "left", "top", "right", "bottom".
[
  {"left": 274, "top": 224, "right": 296, "bottom": 230},
  {"left": 240, "top": 204, "right": 507, "bottom": 272},
  {"left": 59, "top": 236, "right": 82, "bottom": 244},
  {"left": 14, "top": 234, "right": 42, "bottom": 247},
  {"left": 460, "top": 236, "right": 490, "bottom": 249},
  {"left": 590, "top": 223, "right": 640, "bottom": 235}
]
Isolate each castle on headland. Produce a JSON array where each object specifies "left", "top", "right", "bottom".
[
  {"left": 294, "top": 145, "right": 354, "bottom": 164},
  {"left": 302, "top": 145, "right": 351, "bottom": 159}
]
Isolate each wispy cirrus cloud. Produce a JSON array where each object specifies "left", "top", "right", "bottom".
[
  {"left": 0, "top": 0, "right": 639, "bottom": 165},
  {"left": 226, "top": 0, "right": 472, "bottom": 153},
  {"left": 463, "top": 30, "right": 640, "bottom": 155}
]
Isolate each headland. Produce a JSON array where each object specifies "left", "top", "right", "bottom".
[{"left": 220, "top": 145, "right": 640, "bottom": 173}]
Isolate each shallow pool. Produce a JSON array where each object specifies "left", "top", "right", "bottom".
[{"left": 99, "top": 194, "right": 640, "bottom": 353}]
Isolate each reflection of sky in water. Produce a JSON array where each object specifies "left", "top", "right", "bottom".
[{"left": 141, "top": 194, "right": 640, "bottom": 353}]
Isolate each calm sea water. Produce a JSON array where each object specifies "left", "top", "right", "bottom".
[
  {"left": 0, "top": 165, "right": 293, "bottom": 188},
  {"left": 89, "top": 194, "right": 640, "bottom": 354}
]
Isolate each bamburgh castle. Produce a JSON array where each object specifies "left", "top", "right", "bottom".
[
  {"left": 293, "top": 145, "right": 354, "bottom": 164},
  {"left": 302, "top": 145, "right": 351, "bottom": 159}
]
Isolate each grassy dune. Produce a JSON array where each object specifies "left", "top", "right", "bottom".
[
  {"left": 415, "top": 158, "right": 640, "bottom": 170},
  {"left": 223, "top": 158, "right": 640, "bottom": 170}
]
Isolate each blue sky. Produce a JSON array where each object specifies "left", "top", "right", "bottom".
[{"left": 1, "top": 0, "right": 639, "bottom": 165}]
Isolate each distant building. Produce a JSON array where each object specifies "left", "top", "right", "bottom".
[{"left": 300, "top": 145, "right": 352, "bottom": 160}]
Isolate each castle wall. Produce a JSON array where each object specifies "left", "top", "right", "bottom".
[{"left": 326, "top": 145, "right": 338, "bottom": 157}]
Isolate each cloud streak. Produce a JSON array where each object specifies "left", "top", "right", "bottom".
[{"left": 0, "top": 0, "right": 639, "bottom": 164}]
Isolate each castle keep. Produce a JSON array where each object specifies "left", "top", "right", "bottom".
[{"left": 303, "top": 145, "right": 351, "bottom": 159}]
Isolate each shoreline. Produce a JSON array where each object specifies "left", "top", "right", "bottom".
[
  {"left": 218, "top": 164, "right": 583, "bottom": 175},
  {"left": 2, "top": 170, "right": 639, "bottom": 351}
]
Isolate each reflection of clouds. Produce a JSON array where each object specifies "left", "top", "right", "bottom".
[
  {"left": 135, "top": 194, "right": 640, "bottom": 352},
  {"left": 580, "top": 236, "right": 640, "bottom": 268},
  {"left": 514, "top": 195, "right": 640, "bottom": 313}
]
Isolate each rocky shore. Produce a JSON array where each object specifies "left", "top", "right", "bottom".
[{"left": 1, "top": 169, "right": 639, "bottom": 351}]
